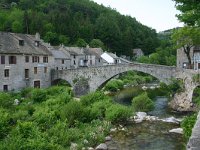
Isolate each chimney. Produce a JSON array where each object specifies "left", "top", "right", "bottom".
[{"left": 35, "top": 32, "right": 40, "bottom": 41}]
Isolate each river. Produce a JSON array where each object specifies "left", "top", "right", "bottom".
[{"left": 107, "top": 86, "right": 186, "bottom": 150}]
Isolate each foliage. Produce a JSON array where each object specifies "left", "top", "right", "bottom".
[
  {"left": 105, "top": 104, "right": 132, "bottom": 123},
  {"left": 89, "top": 39, "right": 105, "bottom": 49},
  {"left": 0, "top": 108, "right": 11, "bottom": 139},
  {"left": 75, "top": 38, "right": 87, "bottom": 47},
  {"left": 173, "top": 0, "right": 200, "bottom": 26},
  {"left": 0, "top": 92, "right": 13, "bottom": 108},
  {"left": 0, "top": 0, "right": 159, "bottom": 55},
  {"left": 181, "top": 114, "right": 197, "bottom": 140},
  {"left": 192, "top": 74, "right": 200, "bottom": 83},
  {"left": 104, "top": 79, "right": 124, "bottom": 92},
  {"left": 192, "top": 87, "right": 200, "bottom": 107},
  {"left": 172, "top": 26, "right": 200, "bottom": 67},
  {"left": 132, "top": 92, "right": 154, "bottom": 112},
  {"left": 80, "top": 91, "right": 110, "bottom": 106},
  {"left": 31, "top": 88, "right": 47, "bottom": 103}
]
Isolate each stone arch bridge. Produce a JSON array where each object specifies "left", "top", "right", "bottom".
[{"left": 52, "top": 63, "right": 199, "bottom": 111}]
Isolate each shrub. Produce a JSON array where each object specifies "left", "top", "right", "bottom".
[
  {"left": 31, "top": 89, "right": 47, "bottom": 103},
  {"left": 181, "top": 114, "right": 197, "bottom": 140},
  {"left": 90, "top": 100, "right": 112, "bottom": 120},
  {"left": 0, "top": 92, "right": 13, "bottom": 108},
  {"left": 105, "top": 104, "right": 132, "bottom": 123},
  {"left": 0, "top": 108, "right": 11, "bottom": 139},
  {"left": 60, "top": 100, "right": 85, "bottom": 126},
  {"left": 104, "top": 79, "right": 124, "bottom": 92},
  {"left": 132, "top": 92, "right": 154, "bottom": 112},
  {"left": 80, "top": 91, "right": 110, "bottom": 106}
]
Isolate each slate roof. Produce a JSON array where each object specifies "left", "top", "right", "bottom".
[
  {"left": 0, "top": 32, "right": 52, "bottom": 55},
  {"left": 63, "top": 47, "right": 84, "bottom": 55},
  {"left": 51, "top": 50, "right": 70, "bottom": 59},
  {"left": 84, "top": 48, "right": 103, "bottom": 58}
]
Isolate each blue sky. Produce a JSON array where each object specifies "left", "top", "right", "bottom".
[{"left": 92, "top": 0, "right": 184, "bottom": 32}]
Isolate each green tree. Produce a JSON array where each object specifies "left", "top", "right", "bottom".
[
  {"left": 75, "top": 38, "right": 87, "bottom": 47},
  {"left": 172, "top": 26, "right": 200, "bottom": 67},
  {"left": 89, "top": 39, "right": 105, "bottom": 49},
  {"left": 173, "top": 0, "right": 200, "bottom": 26}
]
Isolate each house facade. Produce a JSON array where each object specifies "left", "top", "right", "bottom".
[
  {"left": 177, "top": 46, "right": 200, "bottom": 69},
  {"left": 0, "top": 32, "right": 54, "bottom": 91},
  {"left": 101, "top": 52, "right": 121, "bottom": 65}
]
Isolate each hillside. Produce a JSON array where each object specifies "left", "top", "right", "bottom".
[{"left": 0, "top": 0, "right": 159, "bottom": 56}]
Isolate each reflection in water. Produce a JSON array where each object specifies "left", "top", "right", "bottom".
[{"left": 109, "top": 87, "right": 186, "bottom": 150}]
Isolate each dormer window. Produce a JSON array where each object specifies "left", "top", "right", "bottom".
[
  {"left": 35, "top": 41, "right": 40, "bottom": 47},
  {"left": 19, "top": 40, "right": 24, "bottom": 46}
]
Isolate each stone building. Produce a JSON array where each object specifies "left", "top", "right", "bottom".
[
  {"left": 101, "top": 52, "right": 121, "bottom": 65},
  {"left": 133, "top": 48, "right": 144, "bottom": 59},
  {"left": 84, "top": 48, "right": 104, "bottom": 66},
  {"left": 177, "top": 46, "right": 200, "bottom": 69},
  {"left": 51, "top": 46, "right": 71, "bottom": 70},
  {"left": 0, "top": 32, "right": 53, "bottom": 91}
]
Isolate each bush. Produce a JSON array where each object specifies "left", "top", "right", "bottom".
[
  {"left": 132, "top": 92, "right": 154, "bottom": 112},
  {"left": 0, "top": 108, "right": 11, "bottom": 139},
  {"left": 60, "top": 100, "right": 85, "bottom": 126},
  {"left": 31, "top": 89, "right": 47, "bottom": 103},
  {"left": 104, "top": 79, "right": 124, "bottom": 92},
  {"left": 90, "top": 100, "right": 112, "bottom": 120},
  {"left": 80, "top": 91, "right": 110, "bottom": 106},
  {"left": 0, "top": 92, "right": 13, "bottom": 108},
  {"left": 181, "top": 114, "right": 197, "bottom": 140},
  {"left": 105, "top": 104, "right": 132, "bottom": 123}
]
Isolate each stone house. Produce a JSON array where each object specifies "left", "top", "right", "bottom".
[
  {"left": 133, "top": 48, "right": 144, "bottom": 59},
  {"left": 62, "top": 47, "right": 87, "bottom": 68},
  {"left": 0, "top": 32, "right": 54, "bottom": 91},
  {"left": 177, "top": 46, "right": 200, "bottom": 69},
  {"left": 101, "top": 52, "right": 121, "bottom": 65},
  {"left": 51, "top": 46, "right": 71, "bottom": 70},
  {"left": 84, "top": 48, "right": 104, "bottom": 66}
]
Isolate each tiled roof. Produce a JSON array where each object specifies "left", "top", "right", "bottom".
[{"left": 0, "top": 32, "right": 52, "bottom": 55}]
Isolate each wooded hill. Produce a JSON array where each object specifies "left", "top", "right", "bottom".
[{"left": 0, "top": 0, "right": 159, "bottom": 56}]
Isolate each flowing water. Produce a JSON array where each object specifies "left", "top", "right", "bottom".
[{"left": 108, "top": 87, "right": 186, "bottom": 150}]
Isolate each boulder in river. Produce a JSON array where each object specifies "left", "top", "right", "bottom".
[
  {"left": 169, "top": 128, "right": 183, "bottom": 134},
  {"left": 95, "top": 143, "right": 108, "bottom": 150}
]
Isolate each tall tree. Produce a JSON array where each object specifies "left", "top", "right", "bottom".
[
  {"left": 172, "top": 26, "right": 200, "bottom": 67},
  {"left": 173, "top": 0, "right": 200, "bottom": 26}
]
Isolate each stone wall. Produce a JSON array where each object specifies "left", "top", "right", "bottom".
[{"left": 187, "top": 111, "right": 200, "bottom": 150}]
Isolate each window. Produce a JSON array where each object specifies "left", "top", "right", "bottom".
[
  {"left": 32, "top": 56, "right": 39, "bottom": 63},
  {"left": 25, "top": 69, "right": 29, "bottom": 78},
  {"left": 74, "top": 60, "right": 76, "bottom": 65},
  {"left": 3, "top": 85, "right": 8, "bottom": 91},
  {"left": 62, "top": 59, "right": 64, "bottom": 64},
  {"left": 4, "top": 69, "right": 9, "bottom": 77},
  {"left": 1, "top": 56, "right": 5, "bottom": 64},
  {"left": 43, "top": 56, "right": 48, "bottom": 63},
  {"left": 44, "top": 67, "right": 47, "bottom": 73},
  {"left": 34, "top": 67, "right": 37, "bottom": 74},
  {"left": 73, "top": 55, "right": 76, "bottom": 59},
  {"left": 25, "top": 56, "right": 29, "bottom": 63},
  {"left": 35, "top": 41, "right": 39, "bottom": 47},
  {"left": 19, "top": 40, "right": 24, "bottom": 46},
  {"left": 9, "top": 56, "right": 16, "bottom": 64}
]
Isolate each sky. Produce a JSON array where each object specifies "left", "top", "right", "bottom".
[{"left": 92, "top": 0, "right": 184, "bottom": 32}]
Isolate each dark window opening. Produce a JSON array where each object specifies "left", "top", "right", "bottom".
[
  {"left": 3, "top": 85, "right": 8, "bottom": 91},
  {"left": 32, "top": 56, "right": 39, "bottom": 63},
  {"left": 19, "top": 40, "right": 24, "bottom": 46},
  {"left": 1, "top": 55, "right": 5, "bottom": 64},
  {"left": 73, "top": 55, "right": 76, "bottom": 59},
  {"left": 4, "top": 69, "right": 9, "bottom": 77},
  {"left": 62, "top": 59, "right": 64, "bottom": 64},
  {"left": 74, "top": 60, "right": 76, "bottom": 65},
  {"left": 9, "top": 56, "right": 17, "bottom": 64},
  {"left": 34, "top": 67, "right": 37, "bottom": 74},
  {"left": 25, "top": 56, "right": 29, "bottom": 63},
  {"left": 34, "top": 80, "right": 40, "bottom": 88},
  {"left": 35, "top": 41, "right": 40, "bottom": 47},
  {"left": 43, "top": 56, "right": 48, "bottom": 63},
  {"left": 25, "top": 69, "right": 29, "bottom": 78}
]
